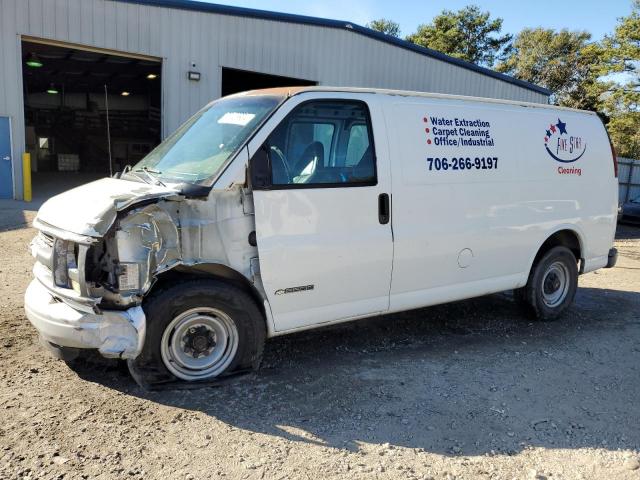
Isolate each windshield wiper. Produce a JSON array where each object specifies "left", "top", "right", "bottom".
[{"left": 133, "top": 167, "right": 166, "bottom": 186}]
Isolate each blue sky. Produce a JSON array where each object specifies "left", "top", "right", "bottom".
[{"left": 195, "top": 0, "right": 633, "bottom": 40}]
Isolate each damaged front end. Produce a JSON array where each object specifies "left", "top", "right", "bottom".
[
  {"left": 87, "top": 202, "right": 182, "bottom": 310},
  {"left": 26, "top": 222, "right": 148, "bottom": 359},
  {"left": 25, "top": 177, "right": 262, "bottom": 361},
  {"left": 25, "top": 178, "right": 182, "bottom": 359}
]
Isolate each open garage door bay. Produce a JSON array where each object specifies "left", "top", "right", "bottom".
[{"left": 21, "top": 39, "right": 162, "bottom": 199}]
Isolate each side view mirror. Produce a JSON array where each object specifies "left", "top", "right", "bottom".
[{"left": 249, "top": 144, "right": 271, "bottom": 190}]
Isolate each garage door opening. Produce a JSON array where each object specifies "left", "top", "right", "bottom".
[
  {"left": 21, "top": 40, "right": 162, "bottom": 199},
  {"left": 221, "top": 67, "right": 316, "bottom": 97}
]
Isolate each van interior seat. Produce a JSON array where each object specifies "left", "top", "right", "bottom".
[{"left": 294, "top": 141, "right": 325, "bottom": 176}]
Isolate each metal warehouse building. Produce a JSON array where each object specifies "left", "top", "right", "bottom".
[{"left": 0, "top": 0, "right": 550, "bottom": 200}]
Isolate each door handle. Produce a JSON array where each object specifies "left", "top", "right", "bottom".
[
  {"left": 378, "top": 193, "right": 390, "bottom": 225},
  {"left": 2, "top": 156, "right": 9, "bottom": 161}
]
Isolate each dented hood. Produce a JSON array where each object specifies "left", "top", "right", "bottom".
[{"left": 35, "top": 178, "right": 180, "bottom": 237}]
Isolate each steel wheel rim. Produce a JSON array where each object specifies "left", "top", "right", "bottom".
[
  {"left": 161, "top": 307, "right": 238, "bottom": 381},
  {"left": 541, "top": 261, "right": 570, "bottom": 308}
]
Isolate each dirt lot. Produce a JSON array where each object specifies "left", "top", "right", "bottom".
[{"left": 1, "top": 222, "right": 639, "bottom": 480}]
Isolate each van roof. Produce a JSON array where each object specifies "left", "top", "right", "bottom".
[{"left": 238, "top": 86, "right": 597, "bottom": 115}]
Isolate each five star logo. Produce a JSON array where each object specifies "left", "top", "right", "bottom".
[{"left": 544, "top": 118, "right": 586, "bottom": 163}]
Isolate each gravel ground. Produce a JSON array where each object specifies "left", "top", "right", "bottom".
[{"left": 0, "top": 222, "right": 639, "bottom": 480}]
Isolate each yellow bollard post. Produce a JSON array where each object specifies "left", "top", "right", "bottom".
[{"left": 22, "top": 153, "right": 32, "bottom": 202}]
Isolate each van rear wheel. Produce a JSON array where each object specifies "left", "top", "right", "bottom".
[
  {"left": 128, "top": 278, "right": 266, "bottom": 389},
  {"left": 515, "top": 246, "right": 578, "bottom": 321}
]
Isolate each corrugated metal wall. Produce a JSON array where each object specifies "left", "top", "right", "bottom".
[
  {"left": 0, "top": 0, "right": 549, "bottom": 199},
  {"left": 618, "top": 158, "right": 640, "bottom": 203}
]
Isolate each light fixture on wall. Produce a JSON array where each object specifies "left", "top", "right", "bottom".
[
  {"left": 46, "top": 83, "right": 59, "bottom": 95},
  {"left": 121, "top": 91, "right": 130, "bottom": 96},
  {"left": 26, "top": 53, "right": 43, "bottom": 68},
  {"left": 188, "top": 71, "right": 201, "bottom": 81},
  {"left": 146, "top": 73, "right": 158, "bottom": 80}
]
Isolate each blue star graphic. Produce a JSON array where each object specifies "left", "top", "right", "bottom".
[
  {"left": 556, "top": 118, "right": 567, "bottom": 135},
  {"left": 546, "top": 129, "right": 552, "bottom": 138}
]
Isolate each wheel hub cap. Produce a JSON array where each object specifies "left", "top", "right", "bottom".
[
  {"left": 544, "top": 273, "right": 561, "bottom": 295},
  {"left": 182, "top": 325, "right": 217, "bottom": 358},
  {"left": 541, "top": 262, "right": 570, "bottom": 308},
  {"left": 160, "top": 307, "right": 239, "bottom": 381}
]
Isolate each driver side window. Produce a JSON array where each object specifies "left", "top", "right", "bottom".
[{"left": 266, "top": 100, "right": 377, "bottom": 187}]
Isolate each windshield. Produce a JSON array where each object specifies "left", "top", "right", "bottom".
[{"left": 132, "top": 95, "right": 283, "bottom": 184}]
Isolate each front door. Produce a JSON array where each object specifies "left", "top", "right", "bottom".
[
  {"left": 0, "top": 117, "right": 13, "bottom": 199},
  {"left": 252, "top": 97, "right": 393, "bottom": 332}
]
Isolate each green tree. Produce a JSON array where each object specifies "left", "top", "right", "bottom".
[
  {"left": 608, "top": 113, "right": 640, "bottom": 159},
  {"left": 366, "top": 18, "right": 401, "bottom": 37},
  {"left": 496, "top": 2, "right": 640, "bottom": 158},
  {"left": 495, "top": 28, "right": 598, "bottom": 108},
  {"left": 596, "top": 0, "right": 640, "bottom": 158},
  {"left": 406, "top": 5, "right": 512, "bottom": 67}
]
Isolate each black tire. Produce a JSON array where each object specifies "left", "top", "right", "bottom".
[
  {"left": 515, "top": 246, "right": 578, "bottom": 321},
  {"left": 128, "top": 278, "right": 266, "bottom": 389}
]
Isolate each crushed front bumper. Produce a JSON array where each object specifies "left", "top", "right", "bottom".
[{"left": 24, "top": 279, "right": 146, "bottom": 359}]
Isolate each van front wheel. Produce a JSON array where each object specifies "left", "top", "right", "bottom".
[
  {"left": 128, "top": 278, "right": 266, "bottom": 389},
  {"left": 515, "top": 246, "right": 578, "bottom": 321}
]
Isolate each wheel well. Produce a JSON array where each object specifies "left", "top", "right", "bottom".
[
  {"left": 533, "top": 230, "right": 582, "bottom": 268},
  {"left": 148, "top": 263, "right": 266, "bottom": 318}
]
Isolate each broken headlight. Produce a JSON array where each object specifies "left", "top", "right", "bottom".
[{"left": 53, "top": 239, "right": 78, "bottom": 289}]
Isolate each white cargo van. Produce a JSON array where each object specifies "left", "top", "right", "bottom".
[{"left": 24, "top": 87, "right": 619, "bottom": 387}]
